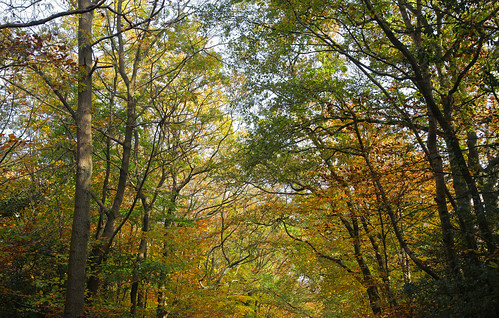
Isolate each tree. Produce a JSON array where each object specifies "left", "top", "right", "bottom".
[
  {"left": 212, "top": 0, "right": 499, "bottom": 315},
  {"left": 1, "top": 0, "right": 498, "bottom": 316},
  {"left": 63, "top": 0, "right": 95, "bottom": 316}
]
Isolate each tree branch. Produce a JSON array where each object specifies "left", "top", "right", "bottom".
[{"left": 0, "top": 0, "right": 106, "bottom": 29}]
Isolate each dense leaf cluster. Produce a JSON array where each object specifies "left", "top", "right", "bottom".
[{"left": 0, "top": 0, "right": 498, "bottom": 317}]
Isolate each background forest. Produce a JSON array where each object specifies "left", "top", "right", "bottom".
[{"left": 0, "top": 0, "right": 498, "bottom": 317}]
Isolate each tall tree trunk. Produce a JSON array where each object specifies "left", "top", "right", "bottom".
[
  {"left": 467, "top": 130, "right": 498, "bottom": 244},
  {"left": 360, "top": 216, "right": 397, "bottom": 307},
  {"left": 427, "top": 112, "right": 459, "bottom": 275},
  {"left": 351, "top": 116, "right": 440, "bottom": 280},
  {"left": 64, "top": 0, "right": 94, "bottom": 316},
  {"left": 87, "top": 0, "right": 139, "bottom": 296},
  {"left": 364, "top": 0, "right": 496, "bottom": 253},
  {"left": 131, "top": 197, "right": 151, "bottom": 316},
  {"left": 482, "top": 157, "right": 499, "bottom": 229},
  {"left": 156, "top": 192, "right": 178, "bottom": 318},
  {"left": 340, "top": 214, "right": 382, "bottom": 315}
]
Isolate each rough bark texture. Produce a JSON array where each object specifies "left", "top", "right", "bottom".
[{"left": 63, "top": 0, "right": 93, "bottom": 316}]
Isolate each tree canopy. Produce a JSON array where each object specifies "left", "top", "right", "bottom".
[{"left": 0, "top": 0, "right": 498, "bottom": 317}]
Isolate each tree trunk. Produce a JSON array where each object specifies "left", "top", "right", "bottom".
[
  {"left": 352, "top": 116, "right": 440, "bottom": 280},
  {"left": 87, "top": 0, "right": 138, "bottom": 295},
  {"left": 64, "top": 0, "right": 94, "bottom": 316},
  {"left": 427, "top": 112, "right": 459, "bottom": 275},
  {"left": 364, "top": 0, "right": 496, "bottom": 254},
  {"left": 131, "top": 198, "right": 150, "bottom": 316},
  {"left": 156, "top": 193, "right": 178, "bottom": 318},
  {"left": 340, "top": 214, "right": 382, "bottom": 315},
  {"left": 360, "top": 216, "right": 397, "bottom": 307}
]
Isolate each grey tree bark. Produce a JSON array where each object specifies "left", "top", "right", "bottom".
[{"left": 63, "top": 0, "right": 94, "bottom": 316}]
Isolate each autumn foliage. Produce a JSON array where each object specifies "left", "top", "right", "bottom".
[{"left": 1, "top": 0, "right": 498, "bottom": 317}]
